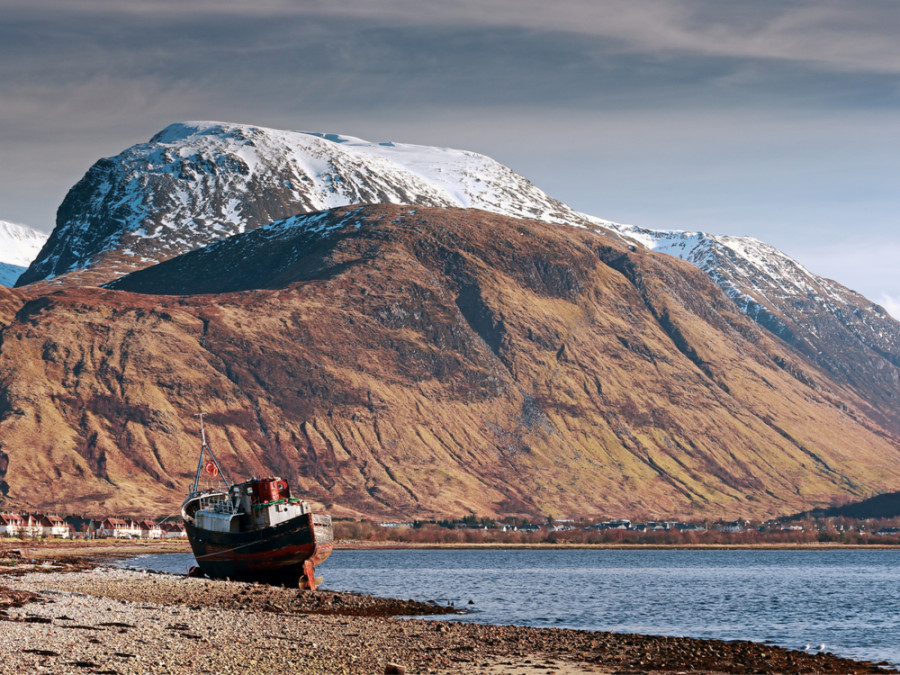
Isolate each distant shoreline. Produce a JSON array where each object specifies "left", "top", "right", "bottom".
[
  {"left": 3, "top": 538, "right": 899, "bottom": 562},
  {"left": 337, "top": 540, "right": 900, "bottom": 551}
]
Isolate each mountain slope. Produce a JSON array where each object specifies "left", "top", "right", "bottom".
[
  {"left": 3, "top": 204, "right": 894, "bottom": 518},
  {"left": 0, "top": 220, "right": 48, "bottom": 287},
  {"left": 598, "top": 221, "right": 900, "bottom": 433},
  {"left": 788, "top": 492, "right": 900, "bottom": 521}
]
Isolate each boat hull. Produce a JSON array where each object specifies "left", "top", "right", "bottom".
[{"left": 184, "top": 511, "right": 333, "bottom": 585}]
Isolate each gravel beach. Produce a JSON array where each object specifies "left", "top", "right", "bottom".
[{"left": 1, "top": 544, "right": 896, "bottom": 674}]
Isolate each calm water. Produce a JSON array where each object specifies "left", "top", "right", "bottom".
[{"left": 118, "top": 548, "right": 900, "bottom": 666}]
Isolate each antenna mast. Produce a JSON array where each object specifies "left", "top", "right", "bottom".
[
  {"left": 198, "top": 411, "right": 208, "bottom": 449},
  {"left": 190, "top": 411, "right": 231, "bottom": 494}
]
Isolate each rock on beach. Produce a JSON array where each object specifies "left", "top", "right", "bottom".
[{"left": 0, "top": 551, "right": 896, "bottom": 674}]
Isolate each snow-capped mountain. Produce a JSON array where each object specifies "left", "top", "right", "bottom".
[
  {"left": 5, "top": 121, "right": 900, "bottom": 516},
  {"left": 0, "top": 220, "right": 48, "bottom": 286},
  {"left": 16, "top": 121, "right": 899, "bottom": 431},
  {"left": 17, "top": 121, "right": 603, "bottom": 286}
]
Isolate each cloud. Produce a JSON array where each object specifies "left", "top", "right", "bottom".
[
  {"left": 781, "top": 240, "right": 900, "bottom": 312},
  {"left": 322, "top": 0, "right": 900, "bottom": 75},
  {"left": 878, "top": 295, "right": 900, "bottom": 321},
  {"left": 8, "top": 0, "right": 900, "bottom": 75}
]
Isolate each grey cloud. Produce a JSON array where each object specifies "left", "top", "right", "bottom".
[
  {"left": 323, "top": 0, "right": 900, "bottom": 74},
  {"left": 793, "top": 240, "right": 900, "bottom": 315},
  {"left": 2, "top": 0, "right": 899, "bottom": 306},
  {"left": 8, "top": 0, "right": 900, "bottom": 74}
]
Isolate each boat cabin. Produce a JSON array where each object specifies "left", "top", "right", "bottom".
[{"left": 193, "top": 477, "right": 311, "bottom": 534}]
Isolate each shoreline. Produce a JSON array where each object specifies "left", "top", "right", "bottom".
[
  {"left": 6, "top": 538, "right": 899, "bottom": 559},
  {"left": 337, "top": 540, "right": 900, "bottom": 550},
  {"left": 1, "top": 541, "right": 896, "bottom": 674}
]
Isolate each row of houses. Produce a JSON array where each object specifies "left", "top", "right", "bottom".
[{"left": 0, "top": 513, "right": 186, "bottom": 540}]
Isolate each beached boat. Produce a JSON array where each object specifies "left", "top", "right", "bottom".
[{"left": 181, "top": 413, "right": 333, "bottom": 588}]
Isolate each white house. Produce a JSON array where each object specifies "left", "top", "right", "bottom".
[
  {"left": 0, "top": 513, "right": 24, "bottom": 537},
  {"left": 99, "top": 517, "right": 142, "bottom": 539},
  {"left": 139, "top": 520, "right": 162, "bottom": 539},
  {"left": 20, "top": 514, "right": 41, "bottom": 538},
  {"left": 39, "top": 515, "right": 71, "bottom": 538}
]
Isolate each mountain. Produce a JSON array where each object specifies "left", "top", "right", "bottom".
[
  {"left": 17, "top": 121, "right": 602, "bottom": 287},
  {"left": 4, "top": 204, "right": 900, "bottom": 518},
  {"left": 0, "top": 220, "right": 48, "bottom": 287},
  {"left": 596, "top": 222, "right": 900, "bottom": 435},
  {"left": 18, "top": 121, "right": 899, "bottom": 433},
  {"left": 5, "top": 122, "right": 900, "bottom": 517}
]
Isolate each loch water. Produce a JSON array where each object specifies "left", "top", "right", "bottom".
[{"left": 118, "top": 548, "right": 900, "bottom": 667}]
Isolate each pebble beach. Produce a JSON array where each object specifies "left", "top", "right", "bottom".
[{"left": 1, "top": 543, "right": 896, "bottom": 675}]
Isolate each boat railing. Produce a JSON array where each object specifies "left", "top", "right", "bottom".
[{"left": 188, "top": 490, "right": 243, "bottom": 516}]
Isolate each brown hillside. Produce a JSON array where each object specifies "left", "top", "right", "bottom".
[
  {"left": 1, "top": 205, "right": 898, "bottom": 519},
  {"left": 0, "top": 286, "right": 22, "bottom": 327}
]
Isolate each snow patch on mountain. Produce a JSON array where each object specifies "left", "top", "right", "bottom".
[
  {"left": 0, "top": 220, "right": 48, "bottom": 286},
  {"left": 593, "top": 218, "right": 854, "bottom": 308}
]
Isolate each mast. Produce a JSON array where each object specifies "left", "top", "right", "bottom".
[{"left": 190, "top": 411, "right": 231, "bottom": 494}]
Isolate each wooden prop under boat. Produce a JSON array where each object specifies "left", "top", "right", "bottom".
[{"left": 181, "top": 413, "right": 333, "bottom": 588}]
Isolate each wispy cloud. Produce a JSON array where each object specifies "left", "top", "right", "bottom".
[
  {"left": 785, "top": 240, "right": 900, "bottom": 312},
  {"left": 323, "top": 0, "right": 900, "bottom": 74},
  {"left": 9, "top": 1, "right": 900, "bottom": 74},
  {"left": 878, "top": 294, "right": 900, "bottom": 321}
]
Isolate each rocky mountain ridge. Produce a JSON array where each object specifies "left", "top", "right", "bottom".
[{"left": 594, "top": 220, "right": 900, "bottom": 433}]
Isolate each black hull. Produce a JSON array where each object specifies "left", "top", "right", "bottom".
[{"left": 184, "top": 512, "right": 333, "bottom": 585}]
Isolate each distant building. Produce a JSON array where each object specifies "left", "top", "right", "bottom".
[
  {"left": 592, "top": 519, "right": 631, "bottom": 530},
  {"left": 39, "top": 515, "right": 71, "bottom": 538},
  {"left": 139, "top": 520, "right": 162, "bottom": 539},
  {"left": 20, "top": 514, "right": 41, "bottom": 538},
  {"left": 160, "top": 522, "right": 186, "bottom": 539},
  {"left": 99, "top": 518, "right": 141, "bottom": 539},
  {"left": 64, "top": 517, "right": 100, "bottom": 538},
  {"left": 0, "top": 513, "right": 24, "bottom": 537}
]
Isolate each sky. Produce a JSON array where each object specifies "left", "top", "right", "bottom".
[{"left": 2, "top": 0, "right": 898, "bottom": 315}]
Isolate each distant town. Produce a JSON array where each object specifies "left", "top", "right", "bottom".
[
  {"left": 337, "top": 514, "right": 900, "bottom": 546},
  {"left": 0, "top": 513, "right": 185, "bottom": 540},
  {"left": 4, "top": 510, "right": 900, "bottom": 546}
]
